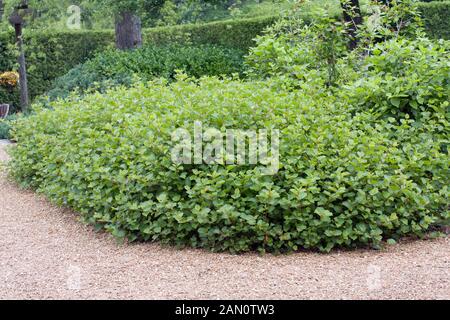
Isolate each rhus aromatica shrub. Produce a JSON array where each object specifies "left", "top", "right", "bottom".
[{"left": 9, "top": 77, "right": 449, "bottom": 253}]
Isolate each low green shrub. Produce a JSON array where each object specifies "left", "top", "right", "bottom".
[
  {"left": 0, "top": 113, "right": 21, "bottom": 140},
  {"left": 9, "top": 77, "right": 449, "bottom": 253},
  {"left": 46, "top": 44, "right": 245, "bottom": 100}
]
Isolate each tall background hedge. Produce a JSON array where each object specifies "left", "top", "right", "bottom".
[
  {"left": 0, "top": 2, "right": 449, "bottom": 112},
  {"left": 0, "top": 30, "right": 114, "bottom": 112},
  {"left": 419, "top": 1, "right": 450, "bottom": 40}
]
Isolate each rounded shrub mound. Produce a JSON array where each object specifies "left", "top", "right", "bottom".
[
  {"left": 10, "top": 77, "right": 449, "bottom": 253},
  {"left": 45, "top": 44, "right": 245, "bottom": 101}
]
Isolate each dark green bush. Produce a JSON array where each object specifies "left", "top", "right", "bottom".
[
  {"left": 9, "top": 77, "right": 449, "bottom": 253},
  {"left": 143, "top": 15, "right": 278, "bottom": 51},
  {"left": 46, "top": 44, "right": 245, "bottom": 100},
  {"left": 419, "top": 1, "right": 450, "bottom": 40}
]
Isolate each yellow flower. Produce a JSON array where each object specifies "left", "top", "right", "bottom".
[{"left": 0, "top": 71, "right": 20, "bottom": 87}]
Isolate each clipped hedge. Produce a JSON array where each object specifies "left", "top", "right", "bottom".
[
  {"left": 46, "top": 44, "right": 245, "bottom": 101},
  {"left": 0, "top": 30, "right": 114, "bottom": 112},
  {"left": 419, "top": 1, "right": 450, "bottom": 40},
  {"left": 143, "top": 15, "right": 278, "bottom": 51},
  {"left": 9, "top": 77, "right": 449, "bottom": 253}
]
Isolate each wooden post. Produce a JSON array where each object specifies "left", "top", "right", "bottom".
[
  {"left": 9, "top": 6, "right": 30, "bottom": 112},
  {"left": 0, "top": 104, "right": 10, "bottom": 119},
  {"left": 15, "top": 23, "right": 29, "bottom": 111}
]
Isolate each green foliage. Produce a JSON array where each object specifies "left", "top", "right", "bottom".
[
  {"left": 46, "top": 44, "right": 245, "bottom": 100},
  {"left": 358, "top": 0, "right": 425, "bottom": 47},
  {"left": 157, "top": 0, "right": 180, "bottom": 26},
  {"left": 246, "top": 1, "right": 450, "bottom": 88},
  {"left": 3, "top": 1, "right": 450, "bottom": 254},
  {"left": 0, "top": 32, "right": 20, "bottom": 113},
  {"left": 94, "top": 0, "right": 153, "bottom": 15},
  {"left": 1, "top": 1, "right": 448, "bottom": 111},
  {"left": 0, "top": 0, "right": 288, "bottom": 29},
  {"left": 0, "top": 113, "right": 21, "bottom": 139},
  {"left": 245, "top": 9, "right": 348, "bottom": 86},
  {"left": 9, "top": 77, "right": 449, "bottom": 253},
  {"left": 419, "top": 1, "right": 450, "bottom": 40},
  {"left": 0, "top": 29, "right": 114, "bottom": 111},
  {"left": 342, "top": 37, "right": 450, "bottom": 122},
  {"left": 0, "top": 86, "right": 20, "bottom": 114},
  {"left": 0, "top": 15, "right": 276, "bottom": 111},
  {"left": 143, "top": 15, "right": 278, "bottom": 51}
]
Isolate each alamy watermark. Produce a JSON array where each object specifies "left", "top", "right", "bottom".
[
  {"left": 366, "top": 264, "right": 382, "bottom": 291},
  {"left": 171, "top": 122, "right": 280, "bottom": 175},
  {"left": 66, "top": 265, "right": 82, "bottom": 291},
  {"left": 66, "top": 5, "right": 81, "bottom": 30}
]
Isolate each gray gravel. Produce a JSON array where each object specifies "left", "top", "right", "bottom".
[{"left": 0, "top": 143, "right": 449, "bottom": 300}]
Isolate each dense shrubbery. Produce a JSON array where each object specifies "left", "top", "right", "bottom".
[
  {"left": 245, "top": 11, "right": 348, "bottom": 86},
  {"left": 1, "top": 2, "right": 449, "bottom": 110},
  {"left": 0, "top": 16, "right": 276, "bottom": 109},
  {"left": 246, "top": 1, "right": 450, "bottom": 125},
  {"left": 143, "top": 15, "right": 278, "bottom": 50},
  {"left": 0, "top": 0, "right": 284, "bottom": 30},
  {"left": 0, "top": 114, "right": 20, "bottom": 139},
  {"left": 419, "top": 1, "right": 450, "bottom": 40},
  {"left": 0, "top": 30, "right": 114, "bottom": 111},
  {"left": 9, "top": 77, "right": 449, "bottom": 253},
  {"left": 342, "top": 37, "right": 450, "bottom": 123},
  {"left": 46, "top": 44, "right": 244, "bottom": 100}
]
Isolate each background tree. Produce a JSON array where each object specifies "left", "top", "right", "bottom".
[
  {"left": 96, "top": 0, "right": 165, "bottom": 50},
  {"left": 340, "top": 0, "right": 363, "bottom": 49}
]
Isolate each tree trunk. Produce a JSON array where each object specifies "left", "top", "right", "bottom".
[
  {"left": 14, "top": 23, "right": 29, "bottom": 112},
  {"left": 115, "top": 12, "right": 142, "bottom": 50},
  {"left": 340, "top": 0, "right": 363, "bottom": 50}
]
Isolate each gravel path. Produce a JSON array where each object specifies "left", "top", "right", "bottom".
[{"left": 0, "top": 142, "right": 449, "bottom": 300}]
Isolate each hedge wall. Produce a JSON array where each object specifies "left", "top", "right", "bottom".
[
  {"left": 143, "top": 15, "right": 278, "bottom": 51},
  {"left": 0, "top": 30, "right": 115, "bottom": 112},
  {"left": 419, "top": 1, "right": 450, "bottom": 40},
  {"left": 1, "top": 3, "right": 449, "bottom": 112}
]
